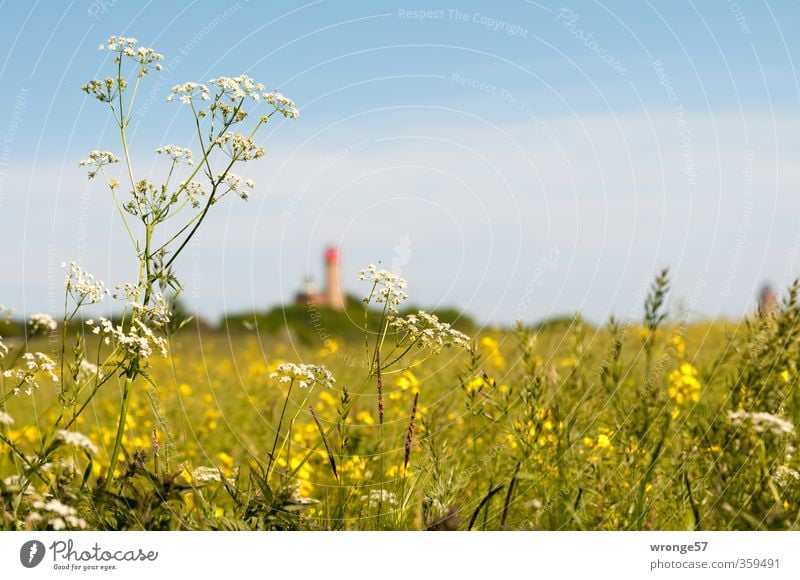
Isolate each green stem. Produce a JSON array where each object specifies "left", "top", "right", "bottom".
[
  {"left": 103, "top": 374, "right": 134, "bottom": 490},
  {"left": 267, "top": 379, "right": 295, "bottom": 479}
]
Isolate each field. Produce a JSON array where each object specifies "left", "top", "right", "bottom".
[{"left": 3, "top": 280, "right": 800, "bottom": 530}]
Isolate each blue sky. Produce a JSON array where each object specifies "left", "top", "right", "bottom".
[{"left": 1, "top": 0, "right": 799, "bottom": 325}]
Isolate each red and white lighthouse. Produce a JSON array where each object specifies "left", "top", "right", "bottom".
[{"left": 324, "top": 245, "right": 345, "bottom": 310}]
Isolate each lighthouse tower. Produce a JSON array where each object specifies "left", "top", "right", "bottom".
[{"left": 324, "top": 246, "right": 345, "bottom": 310}]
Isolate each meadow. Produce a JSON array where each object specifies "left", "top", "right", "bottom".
[{"left": 2, "top": 273, "right": 800, "bottom": 530}]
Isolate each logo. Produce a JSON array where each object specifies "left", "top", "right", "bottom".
[{"left": 20, "top": 540, "right": 46, "bottom": 568}]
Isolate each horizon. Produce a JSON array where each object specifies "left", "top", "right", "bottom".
[{"left": 2, "top": 1, "right": 799, "bottom": 326}]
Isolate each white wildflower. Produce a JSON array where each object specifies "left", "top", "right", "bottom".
[
  {"left": 358, "top": 264, "right": 409, "bottom": 314},
  {"left": 78, "top": 150, "right": 120, "bottom": 179},
  {"left": 88, "top": 317, "right": 167, "bottom": 360},
  {"left": 167, "top": 82, "right": 210, "bottom": 104},
  {"left": 4, "top": 352, "right": 58, "bottom": 395},
  {"left": 263, "top": 91, "right": 299, "bottom": 119},
  {"left": 727, "top": 409, "right": 795, "bottom": 436},
  {"left": 214, "top": 132, "right": 265, "bottom": 161},
  {"left": 389, "top": 310, "right": 472, "bottom": 353},
  {"left": 99, "top": 36, "right": 163, "bottom": 71},
  {"left": 28, "top": 313, "right": 57, "bottom": 334},
  {"left": 56, "top": 430, "right": 98, "bottom": 455},
  {"left": 191, "top": 466, "right": 222, "bottom": 483},
  {"left": 156, "top": 144, "right": 193, "bottom": 165},
  {"left": 31, "top": 498, "right": 87, "bottom": 530},
  {"left": 773, "top": 465, "right": 800, "bottom": 487},
  {"left": 268, "top": 363, "right": 335, "bottom": 389},
  {"left": 64, "top": 261, "right": 109, "bottom": 304},
  {"left": 0, "top": 411, "right": 13, "bottom": 425},
  {"left": 129, "top": 292, "right": 171, "bottom": 328},
  {"left": 359, "top": 489, "right": 397, "bottom": 510},
  {"left": 217, "top": 172, "right": 254, "bottom": 200},
  {"left": 180, "top": 180, "right": 206, "bottom": 208},
  {"left": 210, "top": 75, "right": 265, "bottom": 101},
  {"left": 77, "top": 359, "right": 103, "bottom": 383}
]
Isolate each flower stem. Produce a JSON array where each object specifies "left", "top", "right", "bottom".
[
  {"left": 103, "top": 374, "right": 134, "bottom": 490},
  {"left": 267, "top": 379, "right": 295, "bottom": 480}
]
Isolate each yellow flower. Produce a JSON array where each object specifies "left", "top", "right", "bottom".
[
  {"left": 465, "top": 374, "right": 493, "bottom": 396},
  {"left": 178, "top": 383, "right": 192, "bottom": 397},
  {"left": 668, "top": 334, "right": 686, "bottom": 359},
  {"left": 317, "top": 339, "right": 339, "bottom": 358},
  {"left": 217, "top": 452, "right": 234, "bottom": 469},
  {"left": 667, "top": 363, "right": 701, "bottom": 406},
  {"left": 356, "top": 410, "right": 375, "bottom": 426},
  {"left": 480, "top": 336, "right": 506, "bottom": 370},
  {"left": 596, "top": 433, "right": 612, "bottom": 449}
]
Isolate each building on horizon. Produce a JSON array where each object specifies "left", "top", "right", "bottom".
[{"left": 294, "top": 245, "right": 346, "bottom": 310}]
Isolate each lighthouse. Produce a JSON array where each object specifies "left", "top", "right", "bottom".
[
  {"left": 294, "top": 245, "right": 346, "bottom": 310},
  {"left": 324, "top": 246, "right": 345, "bottom": 310}
]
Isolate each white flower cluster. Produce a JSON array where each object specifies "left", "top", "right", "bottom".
[
  {"left": 3, "top": 352, "right": 59, "bottom": 395},
  {"left": 268, "top": 363, "right": 336, "bottom": 389},
  {"left": 77, "top": 359, "right": 103, "bottom": 383},
  {"left": 192, "top": 466, "right": 221, "bottom": 483},
  {"left": 129, "top": 292, "right": 171, "bottom": 328},
  {"left": 214, "top": 132, "right": 266, "bottom": 161},
  {"left": 156, "top": 144, "right": 193, "bottom": 165},
  {"left": 63, "top": 261, "right": 109, "bottom": 304},
  {"left": 217, "top": 172, "right": 255, "bottom": 201},
  {"left": 727, "top": 409, "right": 795, "bottom": 436},
  {"left": 359, "top": 264, "right": 409, "bottom": 314},
  {"left": 773, "top": 465, "right": 800, "bottom": 487},
  {"left": 82, "top": 77, "right": 126, "bottom": 104},
  {"left": 389, "top": 310, "right": 472, "bottom": 353},
  {"left": 28, "top": 313, "right": 57, "bottom": 334},
  {"left": 191, "top": 465, "right": 239, "bottom": 484},
  {"left": 359, "top": 489, "right": 398, "bottom": 510},
  {"left": 98, "top": 36, "right": 163, "bottom": 72},
  {"left": 263, "top": 91, "right": 299, "bottom": 119},
  {"left": 87, "top": 318, "right": 168, "bottom": 360},
  {"left": 0, "top": 411, "right": 14, "bottom": 425},
  {"left": 181, "top": 180, "right": 206, "bottom": 208},
  {"left": 167, "top": 82, "right": 210, "bottom": 104},
  {"left": 56, "top": 429, "right": 99, "bottom": 455},
  {"left": 29, "top": 498, "right": 87, "bottom": 530},
  {"left": 78, "top": 150, "right": 120, "bottom": 179},
  {"left": 209, "top": 75, "right": 265, "bottom": 101}
]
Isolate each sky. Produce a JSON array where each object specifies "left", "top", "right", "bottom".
[{"left": 0, "top": 0, "right": 799, "bottom": 326}]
